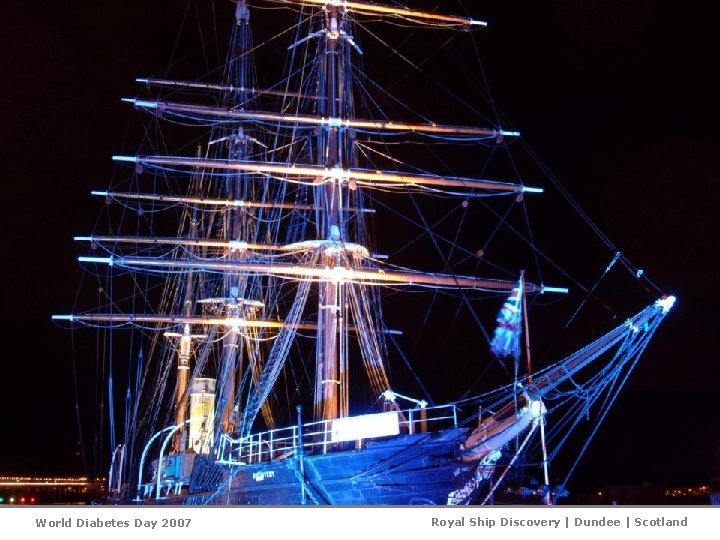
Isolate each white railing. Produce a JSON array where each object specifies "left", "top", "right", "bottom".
[
  {"left": 216, "top": 404, "right": 458, "bottom": 466},
  {"left": 135, "top": 404, "right": 458, "bottom": 498}
]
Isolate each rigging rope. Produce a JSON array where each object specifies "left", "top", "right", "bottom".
[
  {"left": 239, "top": 277, "right": 312, "bottom": 436},
  {"left": 481, "top": 420, "right": 539, "bottom": 505},
  {"left": 552, "top": 312, "right": 665, "bottom": 498}
]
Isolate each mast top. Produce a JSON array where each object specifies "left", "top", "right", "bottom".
[{"left": 282, "top": 1, "right": 486, "bottom": 27}]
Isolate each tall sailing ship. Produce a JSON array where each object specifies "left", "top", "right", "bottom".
[{"left": 54, "top": 1, "right": 674, "bottom": 505}]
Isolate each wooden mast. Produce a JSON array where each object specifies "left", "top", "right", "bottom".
[
  {"left": 170, "top": 152, "right": 201, "bottom": 453},
  {"left": 219, "top": 0, "right": 252, "bottom": 434},
  {"left": 316, "top": 3, "right": 345, "bottom": 422}
]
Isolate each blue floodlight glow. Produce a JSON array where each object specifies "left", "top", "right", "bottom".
[
  {"left": 78, "top": 256, "right": 113, "bottom": 266},
  {"left": 541, "top": 286, "right": 570, "bottom": 294},
  {"left": 122, "top": 98, "right": 158, "bottom": 109}
]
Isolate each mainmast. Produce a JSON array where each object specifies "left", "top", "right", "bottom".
[{"left": 315, "top": 4, "right": 349, "bottom": 422}]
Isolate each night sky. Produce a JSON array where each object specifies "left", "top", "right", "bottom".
[{"left": 0, "top": 0, "right": 717, "bottom": 494}]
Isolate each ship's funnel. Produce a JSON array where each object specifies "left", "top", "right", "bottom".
[{"left": 189, "top": 378, "right": 216, "bottom": 454}]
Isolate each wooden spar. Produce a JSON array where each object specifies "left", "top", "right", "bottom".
[
  {"left": 51, "top": 313, "right": 319, "bottom": 330},
  {"left": 75, "top": 235, "right": 371, "bottom": 257},
  {"left": 135, "top": 78, "right": 320, "bottom": 100},
  {"left": 124, "top": 98, "right": 519, "bottom": 138},
  {"left": 281, "top": 0, "right": 487, "bottom": 27},
  {"left": 76, "top": 255, "right": 567, "bottom": 293},
  {"left": 463, "top": 298, "right": 672, "bottom": 462},
  {"left": 521, "top": 270, "right": 533, "bottom": 382},
  {"left": 92, "top": 191, "right": 374, "bottom": 212},
  {"left": 52, "top": 313, "right": 406, "bottom": 337},
  {"left": 526, "top": 301, "right": 669, "bottom": 398},
  {"left": 520, "top": 273, "right": 549, "bottom": 503},
  {"left": 76, "top": 235, "right": 284, "bottom": 251},
  {"left": 113, "top": 155, "right": 540, "bottom": 193}
]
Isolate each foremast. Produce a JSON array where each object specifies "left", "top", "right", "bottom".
[{"left": 217, "top": 0, "right": 251, "bottom": 439}]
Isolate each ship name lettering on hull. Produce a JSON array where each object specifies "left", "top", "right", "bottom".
[{"left": 252, "top": 470, "right": 276, "bottom": 482}]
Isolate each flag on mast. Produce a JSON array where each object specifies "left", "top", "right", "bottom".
[{"left": 490, "top": 280, "right": 523, "bottom": 360}]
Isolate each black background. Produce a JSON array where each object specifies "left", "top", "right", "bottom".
[{"left": 0, "top": 0, "right": 717, "bottom": 492}]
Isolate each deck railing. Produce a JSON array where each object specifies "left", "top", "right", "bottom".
[
  {"left": 215, "top": 404, "right": 458, "bottom": 466},
  {"left": 138, "top": 404, "right": 458, "bottom": 499}
]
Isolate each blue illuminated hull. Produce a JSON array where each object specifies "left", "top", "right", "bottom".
[{"left": 182, "top": 428, "right": 472, "bottom": 505}]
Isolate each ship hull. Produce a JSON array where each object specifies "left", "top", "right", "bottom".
[{"left": 157, "top": 428, "right": 473, "bottom": 505}]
